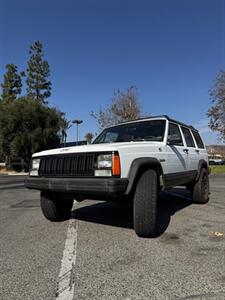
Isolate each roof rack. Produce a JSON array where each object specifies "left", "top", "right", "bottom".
[
  {"left": 115, "top": 115, "right": 198, "bottom": 131},
  {"left": 165, "top": 116, "right": 198, "bottom": 131}
]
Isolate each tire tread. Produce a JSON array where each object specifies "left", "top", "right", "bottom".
[
  {"left": 134, "top": 169, "right": 158, "bottom": 237},
  {"left": 40, "top": 192, "right": 73, "bottom": 221}
]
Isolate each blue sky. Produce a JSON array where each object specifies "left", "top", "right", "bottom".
[{"left": 0, "top": 0, "right": 224, "bottom": 144}]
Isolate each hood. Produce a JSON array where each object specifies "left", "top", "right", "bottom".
[{"left": 32, "top": 141, "right": 163, "bottom": 157}]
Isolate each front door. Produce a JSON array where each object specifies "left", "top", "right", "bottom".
[{"left": 165, "top": 122, "right": 187, "bottom": 174}]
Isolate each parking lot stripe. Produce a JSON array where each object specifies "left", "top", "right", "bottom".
[
  {"left": 0, "top": 183, "right": 24, "bottom": 190},
  {"left": 56, "top": 203, "right": 78, "bottom": 300}
]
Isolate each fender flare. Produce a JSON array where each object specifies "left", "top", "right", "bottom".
[
  {"left": 196, "top": 159, "right": 209, "bottom": 181},
  {"left": 125, "top": 157, "right": 163, "bottom": 195}
]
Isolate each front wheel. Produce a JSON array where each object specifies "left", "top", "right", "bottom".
[
  {"left": 40, "top": 192, "right": 73, "bottom": 221},
  {"left": 191, "top": 168, "right": 209, "bottom": 204},
  {"left": 133, "top": 169, "right": 158, "bottom": 237}
]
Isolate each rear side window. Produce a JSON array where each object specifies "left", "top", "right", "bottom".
[
  {"left": 167, "top": 123, "right": 183, "bottom": 146},
  {"left": 192, "top": 130, "right": 205, "bottom": 149},
  {"left": 181, "top": 127, "right": 195, "bottom": 147}
]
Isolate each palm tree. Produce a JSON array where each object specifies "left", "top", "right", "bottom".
[
  {"left": 84, "top": 132, "right": 94, "bottom": 144},
  {"left": 60, "top": 118, "right": 72, "bottom": 146}
]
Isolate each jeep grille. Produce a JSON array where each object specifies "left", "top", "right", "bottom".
[{"left": 38, "top": 153, "right": 95, "bottom": 177}]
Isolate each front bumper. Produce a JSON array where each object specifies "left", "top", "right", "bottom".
[{"left": 24, "top": 176, "right": 129, "bottom": 196}]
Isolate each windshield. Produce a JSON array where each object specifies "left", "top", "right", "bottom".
[{"left": 93, "top": 120, "right": 166, "bottom": 144}]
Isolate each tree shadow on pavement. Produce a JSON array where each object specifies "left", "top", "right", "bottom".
[{"left": 71, "top": 188, "right": 192, "bottom": 237}]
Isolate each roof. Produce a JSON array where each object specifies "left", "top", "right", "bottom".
[{"left": 111, "top": 115, "right": 198, "bottom": 131}]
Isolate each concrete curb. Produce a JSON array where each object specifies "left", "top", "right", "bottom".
[{"left": 0, "top": 172, "right": 28, "bottom": 176}]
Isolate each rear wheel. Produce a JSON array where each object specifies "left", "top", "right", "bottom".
[
  {"left": 191, "top": 168, "right": 209, "bottom": 204},
  {"left": 133, "top": 169, "right": 158, "bottom": 237},
  {"left": 40, "top": 192, "right": 73, "bottom": 221}
]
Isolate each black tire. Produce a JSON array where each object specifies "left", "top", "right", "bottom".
[
  {"left": 40, "top": 192, "right": 73, "bottom": 221},
  {"left": 133, "top": 169, "right": 158, "bottom": 238},
  {"left": 191, "top": 168, "right": 209, "bottom": 204}
]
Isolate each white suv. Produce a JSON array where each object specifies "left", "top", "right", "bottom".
[{"left": 25, "top": 115, "right": 210, "bottom": 237}]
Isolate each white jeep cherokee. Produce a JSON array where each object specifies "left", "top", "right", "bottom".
[{"left": 25, "top": 115, "right": 210, "bottom": 237}]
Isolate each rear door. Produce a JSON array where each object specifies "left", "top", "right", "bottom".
[
  {"left": 191, "top": 130, "right": 208, "bottom": 163},
  {"left": 180, "top": 126, "right": 198, "bottom": 171}
]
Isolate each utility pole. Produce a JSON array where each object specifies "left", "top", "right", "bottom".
[{"left": 72, "top": 119, "right": 83, "bottom": 145}]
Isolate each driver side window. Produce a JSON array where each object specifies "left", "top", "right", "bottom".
[
  {"left": 104, "top": 132, "right": 118, "bottom": 143},
  {"left": 167, "top": 123, "right": 183, "bottom": 146}
]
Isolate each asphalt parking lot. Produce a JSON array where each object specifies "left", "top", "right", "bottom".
[{"left": 0, "top": 175, "right": 224, "bottom": 300}]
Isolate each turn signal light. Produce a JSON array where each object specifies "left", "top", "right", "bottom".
[{"left": 112, "top": 154, "right": 121, "bottom": 176}]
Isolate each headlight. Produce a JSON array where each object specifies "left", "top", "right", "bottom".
[
  {"left": 29, "top": 158, "right": 40, "bottom": 176},
  {"left": 95, "top": 153, "right": 120, "bottom": 177},
  {"left": 97, "top": 154, "right": 112, "bottom": 169}
]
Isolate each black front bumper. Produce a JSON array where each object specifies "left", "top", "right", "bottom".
[{"left": 25, "top": 176, "right": 129, "bottom": 197}]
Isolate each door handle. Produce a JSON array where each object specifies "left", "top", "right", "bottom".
[
  {"left": 183, "top": 149, "right": 189, "bottom": 153},
  {"left": 195, "top": 149, "right": 200, "bottom": 153}
]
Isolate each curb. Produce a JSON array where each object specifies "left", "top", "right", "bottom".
[{"left": 0, "top": 172, "right": 28, "bottom": 176}]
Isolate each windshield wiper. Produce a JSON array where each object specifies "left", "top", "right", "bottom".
[{"left": 130, "top": 138, "right": 146, "bottom": 142}]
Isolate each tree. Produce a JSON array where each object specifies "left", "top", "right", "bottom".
[
  {"left": 60, "top": 117, "right": 72, "bottom": 146},
  {"left": 84, "top": 132, "right": 94, "bottom": 144},
  {"left": 208, "top": 70, "right": 225, "bottom": 142},
  {"left": 0, "top": 100, "right": 15, "bottom": 164},
  {"left": 26, "top": 41, "right": 51, "bottom": 104},
  {"left": 0, "top": 96, "right": 64, "bottom": 169},
  {"left": 1, "top": 64, "right": 22, "bottom": 103},
  {"left": 91, "top": 86, "right": 142, "bottom": 130}
]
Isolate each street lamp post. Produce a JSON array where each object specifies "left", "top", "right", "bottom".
[{"left": 72, "top": 119, "right": 83, "bottom": 145}]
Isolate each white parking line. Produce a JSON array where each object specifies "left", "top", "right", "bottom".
[
  {"left": 56, "top": 203, "right": 78, "bottom": 300},
  {"left": 0, "top": 183, "right": 24, "bottom": 190}
]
